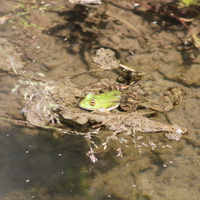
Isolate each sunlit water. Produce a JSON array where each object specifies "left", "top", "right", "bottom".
[{"left": 0, "top": 0, "right": 200, "bottom": 200}]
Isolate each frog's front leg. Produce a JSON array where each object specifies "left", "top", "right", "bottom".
[{"left": 91, "top": 102, "right": 120, "bottom": 114}]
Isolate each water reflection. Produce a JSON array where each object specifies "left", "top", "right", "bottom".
[{"left": 0, "top": 127, "right": 90, "bottom": 199}]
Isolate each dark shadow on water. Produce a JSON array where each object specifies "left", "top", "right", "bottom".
[
  {"left": 0, "top": 125, "right": 90, "bottom": 199},
  {"left": 42, "top": 4, "right": 108, "bottom": 69}
]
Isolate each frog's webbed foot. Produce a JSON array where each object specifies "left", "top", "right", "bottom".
[
  {"left": 164, "top": 124, "right": 188, "bottom": 141},
  {"left": 140, "top": 87, "right": 186, "bottom": 112},
  {"left": 162, "top": 87, "right": 186, "bottom": 108}
]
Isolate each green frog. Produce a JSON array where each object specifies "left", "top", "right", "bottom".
[
  {"left": 79, "top": 85, "right": 141, "bottom": 112},
  {"left": 79, "top": 90, "right": 122, "bottom": 112}
]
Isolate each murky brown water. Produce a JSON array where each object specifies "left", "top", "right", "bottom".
[{"left": 0, "top": 0, "right": 200, "bottom": 199}]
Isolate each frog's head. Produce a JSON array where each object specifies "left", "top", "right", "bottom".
[
  {"left": 79, "top": 90, "right": 121, "bottom": 112},
  {"left": 79, "top": 93, "right": 97, "bottom": 111}
]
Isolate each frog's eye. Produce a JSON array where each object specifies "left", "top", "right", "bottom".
[{"left": 90, "top": 99, "right": 96, "bottom": 106}]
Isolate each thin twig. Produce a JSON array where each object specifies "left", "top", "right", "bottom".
[{"left": 0, "top": 116, "right": 90, "bottom": 136}]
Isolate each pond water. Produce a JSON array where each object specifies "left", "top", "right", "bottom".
[{"left": 0, "top": 0, "right": 200, "bottom": 199}]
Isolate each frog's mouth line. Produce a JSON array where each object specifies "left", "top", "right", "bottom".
[{"left": 79, "top": 107, "right": 94, "bottom": 112}]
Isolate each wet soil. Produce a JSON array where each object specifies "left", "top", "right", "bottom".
[{"left": 0, "top": 0, "right": 200, "bottom": 199}]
